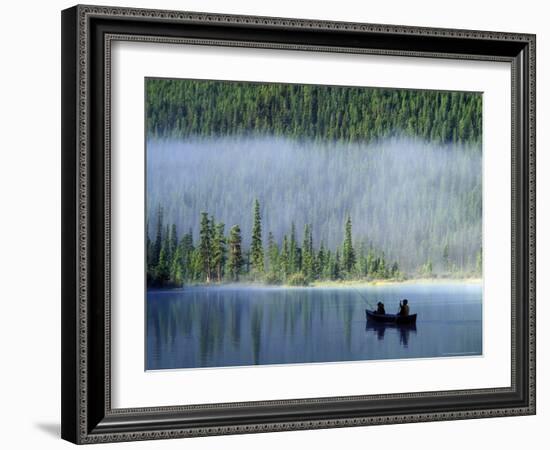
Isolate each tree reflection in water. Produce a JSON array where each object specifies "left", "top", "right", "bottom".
[{"left": 365, "top": 322, "right": 417, "bottom": 348}]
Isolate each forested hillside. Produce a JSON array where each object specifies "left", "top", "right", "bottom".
[
  {"left": 145, "top": 78, "right": 482, "bottom": 287},
  {"left": 146, "top": 79, "right": 482, "bottom": 145}
]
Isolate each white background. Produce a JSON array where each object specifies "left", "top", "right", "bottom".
[
  {"left": 112, "top": 42, "right": 511, "bottom": 408},
  {"left": 0, "top": 0, "right": 547, "bottom": 449}
]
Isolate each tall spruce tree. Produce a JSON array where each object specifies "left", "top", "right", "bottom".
[
  {"left": 199, "top": 212, "right": 213, "bottom": 282},
  {"left": 342, "top": 215, "right": 356, "bottom": 274},
  {"left": 169, "top": 224, "right": 178, "bottom": 259},
  {"left": 302, "top": 224, "right": 314, "bottom": 281},
  {"left": 317, "top": 242, "right": 326, "bottom": 280},
  {"left": 228, "top": 225, "right": 244, "bottom": 281},
  {"left": 211, "top": 222, "right": 226, "bottom": 282},
  {"left": 250, "top": 199, "right": 264, "bottom": 274}
]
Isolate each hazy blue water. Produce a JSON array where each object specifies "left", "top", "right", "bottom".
[{"left": 146, "top": 283, "right": 482, "bottom": 370}]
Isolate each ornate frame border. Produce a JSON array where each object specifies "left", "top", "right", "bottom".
[{"left": 61, "top": 4, "right": 536, "bottom": 444}]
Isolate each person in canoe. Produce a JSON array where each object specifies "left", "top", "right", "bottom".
[
  {"left": 398, "top": 299, "right": 410, "bottom": 316},
  {"left": 375, "top": 302, "right": 386, "bottom": 314}
]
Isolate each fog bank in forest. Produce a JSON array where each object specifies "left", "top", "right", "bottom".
[{"left": 146, "top": 136, "right": 481, "bottom": 273}]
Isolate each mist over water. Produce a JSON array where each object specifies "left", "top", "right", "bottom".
[{"left": 146, "top": 136, "right": 481, "bottom": 272}]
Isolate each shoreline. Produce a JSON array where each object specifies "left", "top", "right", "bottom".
[
  {"left": 149, "top": 277, "right": 482, "bottom": 291},
  {"left": 310, "top": 277, "right": 482, "bottom": 288}
]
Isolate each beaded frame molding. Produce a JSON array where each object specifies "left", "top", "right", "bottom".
[{"left": 61, "top": 4, "right": 536, "bottom": 444}]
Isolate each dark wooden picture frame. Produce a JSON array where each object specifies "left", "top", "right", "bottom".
[{"left": 61, "top": 4, "right": 536, "bottom": 444}]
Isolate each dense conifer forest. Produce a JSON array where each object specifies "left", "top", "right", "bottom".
[
  {"left": 146, "top": 79, "right": 483, "bottom": 287},
  {"left": 146, "top": 79, "right": 482, "bottom": 145}
]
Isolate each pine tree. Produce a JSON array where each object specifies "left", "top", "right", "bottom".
[
  {"left": 317, "top": 242, "right": 326, "bottom": 279},
  {"left": 169, "top": 224, "right": 178, "bottom": 259},
  {"left": 302, "top": 224, "right": 314, "bottom": 281},
  {"left": 342, "top": 215, "right": 356, "bottom": 275},
  {"left": 211, "top": 222, "right": 226, "bottom": 282},
  {"left": 199, "top": 212, "right": 213, "bottom": 282},
  {"left": 164, "top": 224, "right": 171, "bottom": 262},
  {"left": 228, "top": 225, "right": 244, "bottom": 281},
  {"left": 250, "top": 199, "right": 264, "bottom": 274}
]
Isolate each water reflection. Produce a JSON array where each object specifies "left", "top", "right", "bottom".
[
  {"left": 146, "top": 283, "right": 482, "bottom": 370},
  {"left": 365, "top": 322, "right": 417, "bottom": 348}
]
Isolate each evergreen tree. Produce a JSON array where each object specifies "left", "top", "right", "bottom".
[
  {"left": 211, "top": 222, "right": 226, "bottom": 282},
  {"left": 169, "top": 224, "right": 178, "bottom": 259},
  {"left": 342, "top": 215, "right": 356, "bottom": 274},
  {"left": 228, "top": 225, "right": 244, "bottom": 281},
  {"left": 302, "top": 224, "right": 314, "bottom": 281},
  {"left": 199, "top": 212, "right": 213, "bottom": 282},
  {"left": 317, "top": 242, "right": 326, "bottom": 280},
  {"left": 250, "top": 199, "right": 264, "bottom": 274}
]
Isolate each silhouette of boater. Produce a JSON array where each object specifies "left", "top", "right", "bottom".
[
  {"left": 376, "top": 302, "right": 386, "bottom": 315},
  {"left": 398, "top": 299, "right": 410, "bottom": 316}
]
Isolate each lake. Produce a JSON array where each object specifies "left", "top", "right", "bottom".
[{"left": 146, "top": 283, "right": 482, "bottom": 370}]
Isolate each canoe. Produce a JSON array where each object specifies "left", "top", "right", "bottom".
[{"left": 365, "top": 309, "right": 417, "bottom": 325}]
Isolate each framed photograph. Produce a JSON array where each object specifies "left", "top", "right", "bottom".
[{"left": 61, "top": 4, "right": 536, "bottom": 444}]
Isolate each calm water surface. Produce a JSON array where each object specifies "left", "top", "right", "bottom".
[{"left": 146, "top": 283, "right": 482, "bottom": 370}]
